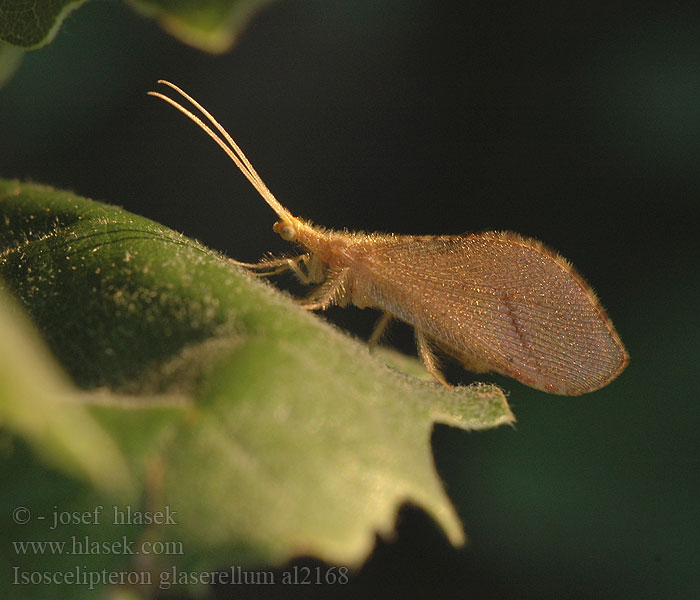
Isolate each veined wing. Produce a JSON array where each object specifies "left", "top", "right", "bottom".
[{"left": 352, "top": 232, "right": 628, "bottom": 395}]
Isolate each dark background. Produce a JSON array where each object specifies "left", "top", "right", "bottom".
[{"left": 1, "top": 1, "right": 698, "bottom": 598}]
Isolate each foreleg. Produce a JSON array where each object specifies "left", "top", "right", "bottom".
[{"left": 228, "top": 254, "right": 311, "bottom": 281}]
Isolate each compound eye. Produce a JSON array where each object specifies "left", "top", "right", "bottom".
[{"left": 274, "top": 221, "right": 297, "bottom": 241}]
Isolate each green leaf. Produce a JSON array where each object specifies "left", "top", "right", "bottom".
[
  {"left": 127, "top": 0, "right": 279, "bottom": 53},
  {"left": 0, "top": 0, "right": 88, "bottom": 48},
  {"left": 0, "top": 286, "right": 133, "bottom": 495},
  {"left": 0, "top": 179, "right": 513, "bottom": 597}
]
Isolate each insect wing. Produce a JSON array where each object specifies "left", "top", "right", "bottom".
[{"left": 359, "top": 232, "right": 628, "bottom": 395}]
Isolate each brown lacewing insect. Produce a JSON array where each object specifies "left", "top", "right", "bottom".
[{"left": 148, "top": 80, "right": 628, "bottom": 395}]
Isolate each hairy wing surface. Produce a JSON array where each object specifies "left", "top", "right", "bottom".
[{"left": 354, "top": 232, "right": 627, "bottom": 394}]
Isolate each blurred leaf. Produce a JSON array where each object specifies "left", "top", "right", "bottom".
[
  {"left": 0, "top": 43, "right": 23, "bottom": 86},
  {"left": 0, "top": 0, "right": 87, "bottom": 48},
  {"left": 128, "top": 0, "right": 278, "bottom": 53},
  {"left": 0, "top": 0, "right": 275, "bottom": 54},
  {"left": 0, "top": 286, "right": 133, "bottom": 495},
  {"left": 0, "top": 179, "right": 513, "bottom": 597}
]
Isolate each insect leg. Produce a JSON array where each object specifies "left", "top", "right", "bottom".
[
  {"left": 368, "top": 312, "right": 393, "bottom": 348},
  {"left": 228, "top": 256, "right": 290, "bottom": 270},
  {"left": 300, "top": 267, "right": 350, "bottom": 310},
  {"left": 284, "top": 255, "right": 313, "bottom": 285},
  {"left": 415, "top": 329, "right": 451, "bottom": 387},
  {"left": 228, "top": 255, "right": 310, "bottom": 279}
]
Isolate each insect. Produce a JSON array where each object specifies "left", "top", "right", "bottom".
[{"left": 148, "top": 80, "right": 629, "bottom": 395}]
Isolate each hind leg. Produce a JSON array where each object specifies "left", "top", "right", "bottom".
[{"left": 415, "top": 329, "right": 451, "bottom": 387}]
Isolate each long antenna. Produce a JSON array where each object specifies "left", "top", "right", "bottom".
[{"left": 147, "top": 80, "right": 294, "bottom": 222}]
